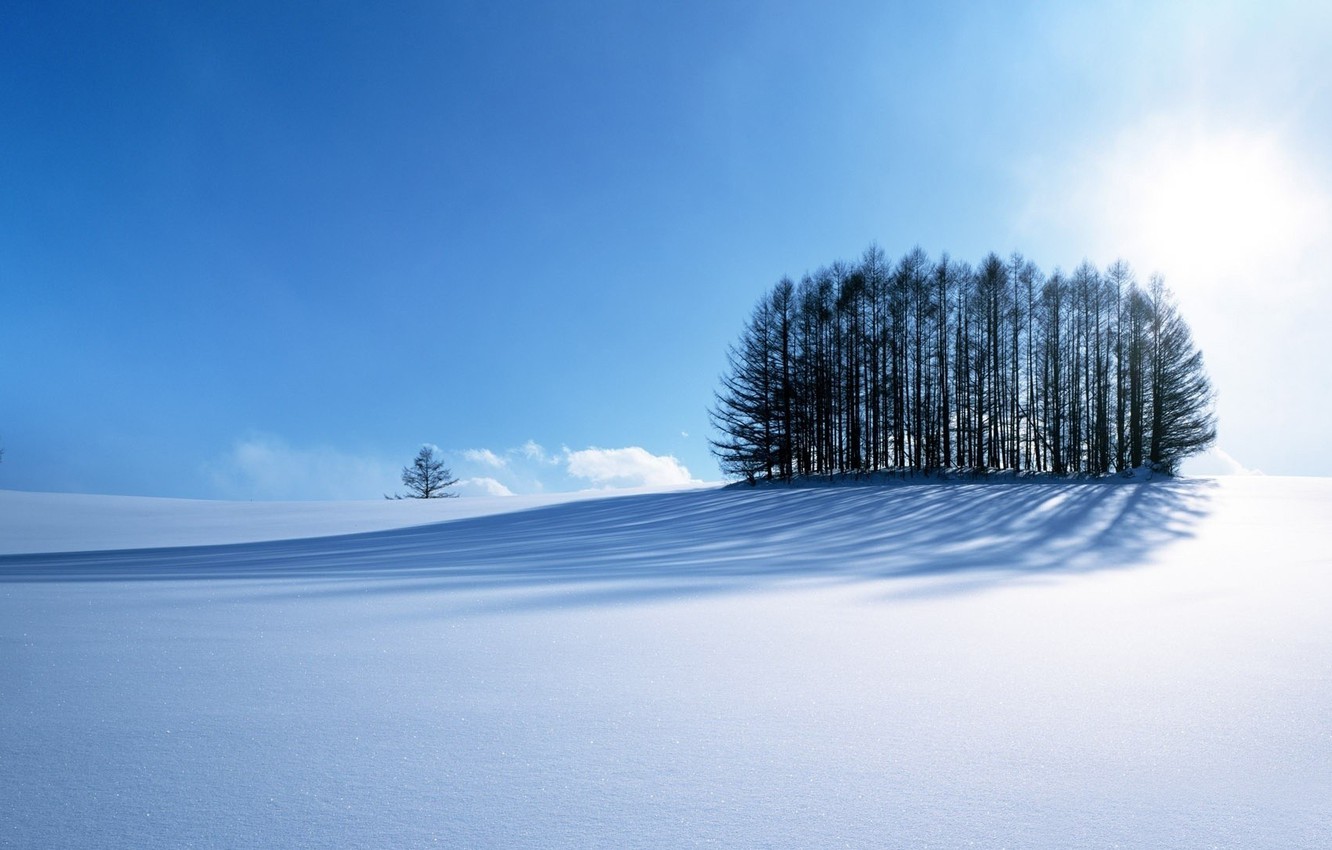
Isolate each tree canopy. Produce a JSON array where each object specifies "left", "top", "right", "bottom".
[
  {"left": 394, "top": 445, "right": 459, "bottom": 498},
  {"left": 711, "top": 246, "right": 1215, "bottom": 482}
]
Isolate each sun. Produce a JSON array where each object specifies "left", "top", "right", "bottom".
[
  {"left": 1100, "top": 125, "right": 1326, "bottom": 286},
  {"left": 1139, "top": 136, "right": 1303, "bottom": 278}
]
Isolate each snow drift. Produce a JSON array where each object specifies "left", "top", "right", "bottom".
[{"left": 1, "top": 477, "right": 1329, "bottom": 848}]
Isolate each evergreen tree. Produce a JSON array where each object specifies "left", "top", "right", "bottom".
[
  {"left": 709, "top": 295, "right": 781, "bottom": 482},
  {"left": 1146, "top": 277, "right": 1217, "bottom": 473},
  {"left": 395, "top": 445, "right": 458, "bottom": 498},
  {"left": 711, "top": 246, "right": 1216, "bottom": 480}
]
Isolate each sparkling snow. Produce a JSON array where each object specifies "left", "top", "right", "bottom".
[{"left": 1, "top": 477, "right": 1329, "bottom": 847}]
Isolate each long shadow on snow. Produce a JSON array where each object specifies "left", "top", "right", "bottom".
[
  {"left": 0, "top": 482, "right": 1214, "bottom": 610},
  {"left": 0, "top": 480, "right": 1214, "bottom": 605}
]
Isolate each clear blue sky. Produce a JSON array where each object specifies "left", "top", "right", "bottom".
[{"left": 4, "top": 1, "right": 1330, "bottom": 498}]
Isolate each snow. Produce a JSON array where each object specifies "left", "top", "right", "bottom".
[
  {"left": 0, "top": 485, "right": 705, "bottom": 555},
  {"left": 1, "top": 476, "right": 1330, "bottom": 847}
]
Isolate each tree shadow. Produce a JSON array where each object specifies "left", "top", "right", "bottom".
[{"left": 0, "top": 479, "right": 1216, "bottom": 608}]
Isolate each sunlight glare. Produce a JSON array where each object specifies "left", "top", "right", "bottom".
[{"left": 1101, "top": 127, "right": 1327, "bottom": 288}]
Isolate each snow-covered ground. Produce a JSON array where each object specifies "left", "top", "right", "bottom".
[
  {"left": 0, "top": 485, "right": 703, "bottom": 555},
  {"left": 1, "top": 477, "right": 1329, "bottom": 848}
]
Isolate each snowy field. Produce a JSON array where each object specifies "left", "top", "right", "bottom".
[{"left": 2, "top": 476, "right": 1330, "bottom": 848}]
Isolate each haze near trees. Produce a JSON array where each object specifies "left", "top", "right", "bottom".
[{"left": 711, "top": 246, "right": 1216, "bottom": 482}]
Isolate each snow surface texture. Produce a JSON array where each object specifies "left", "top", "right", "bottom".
[
  {"left": 1, "top": 477, "right": 1329, "bottom": 848},
  {"left": 0, "top": 485, "right": 700, "bottom": 555}
]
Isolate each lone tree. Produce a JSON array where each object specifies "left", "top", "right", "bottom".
[{"left": 396, "top": 445, "right": 458, "bottom": 498}]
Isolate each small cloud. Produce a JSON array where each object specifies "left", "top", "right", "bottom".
[
  {"left": 681, "top": 431, "right": 689, "bottom": 438},
  {"left": 463, "top": 448, "right": 507, "bottom": 469},
  {"left": 455, "top": 477, "right": 515, "bottom": 497},
  {"left": 521, "top": 439, "right": 545, "bottom": 460},
  {"left": 207, "top": 434, "right": 398, "bottom": 500},
  {"left": 518, "top": 439, "right": 561, "bottom": 465},
  {"left": 1182, "top": 446, "right": 1263, "bottom": 477},
  {"left": 565, "top": 446, "right": 698, "bottom": 488}
]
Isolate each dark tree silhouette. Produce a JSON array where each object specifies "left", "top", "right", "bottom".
[
  {"left": 1145, "top": 276, "right": 1217, "bottom": 473},
  {"left": 712, "top": 246, "right": 1215, "bottom": 481},
  {"left": 394, "top": 445, "right": 458, "bottom": 498},
  {"left": 709, "top": 294, "right": 781, "bottom": 483}
]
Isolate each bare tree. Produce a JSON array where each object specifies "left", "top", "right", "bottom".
[{"left": 393, "top": 445, "right": 458, "bottom": 498}]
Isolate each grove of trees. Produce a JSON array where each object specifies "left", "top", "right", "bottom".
[{"left": 711, "top": 246, "right": 1215, "bottom": 482}]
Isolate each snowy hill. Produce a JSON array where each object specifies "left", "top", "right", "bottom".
[
  {"left": 2, "top": 477, "right": 1329, "bottom": 848},
  {"left": 0, "top": 484, "right": 706, "bottom": 555}
]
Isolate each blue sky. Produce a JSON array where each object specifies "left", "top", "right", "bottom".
[{"left": 4, "top": 1, "right": 1331, "bottom": 498}]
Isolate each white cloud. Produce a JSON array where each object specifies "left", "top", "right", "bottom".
[
  {"left": 452, "top": 440, "right": 569, "bottom": 495},
  {"left": 463, "top": 448, "right": 507, "bottom": 469},
  {"left": 207, "top": 435, "right": 398, "bottom": 500},
  {"left": 1181, "top": 447, "right": 1263, "bottom": 478},
  {"left": 564, "top": 446, "right": 697, "bottom": 489},
  {"left": 454, "top": 477, "right": 515, "bottom": 497},
  {"left": 205, "top": 437, "right": 698, "bottom": 500},
  {"left": 518, "top": 439, "right": 561, "bottom": 465}
]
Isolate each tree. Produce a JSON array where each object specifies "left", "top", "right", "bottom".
[
  {"left": 711, "top": 245, "right": 1215, "bottom": 480},
  {"left": 1146, "top": 277, "right": 1217, "bottom": 473},
  {"left": 1125, "top": 283, "right": 1151, "bottom": 469},
  {"left": 709, "top": 294, "right": 781, "bottom": 482},
  {"left": 395, "top": 445, "right": 458, "bottom": 498},
  {"left": 1106, "top": 260, "right": 1134, "bottom": 471}
]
